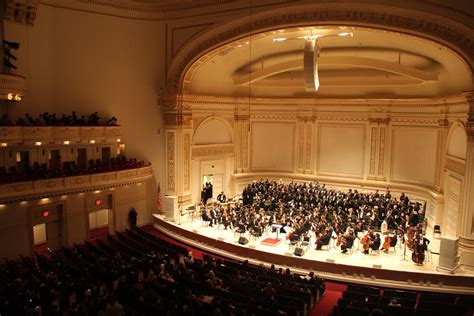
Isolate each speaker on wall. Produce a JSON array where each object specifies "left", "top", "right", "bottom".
[
  {"left": 238, "top": 237, "right": 249, "bottom": 245},
  {"left": 294, "top": 247, "right": 305, "bottom": 257}
]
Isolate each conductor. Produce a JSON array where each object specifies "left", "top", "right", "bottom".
[{"left": 217, "top": 191, "right": 227, "bottom": 203}]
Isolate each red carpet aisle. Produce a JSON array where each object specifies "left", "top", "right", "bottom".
[{"left": 310, "top": 282, "right": 347, "bottom": 316}]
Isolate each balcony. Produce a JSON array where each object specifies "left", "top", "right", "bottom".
[
  {"left": 0, "top": 164, "right": 153, "bottom": 202},
  {"left": 0, "top": 125, "right": 121, "bottom": 144}
]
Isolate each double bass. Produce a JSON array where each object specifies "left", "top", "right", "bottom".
[{"left": 411, "top": 232, "right": 429, "bottom": 265}]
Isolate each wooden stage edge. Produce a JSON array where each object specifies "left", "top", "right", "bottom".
[{"left": 152, "top": 215, "right": 474, "bottom": 294}]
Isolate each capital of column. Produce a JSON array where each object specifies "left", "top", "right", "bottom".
[
  {"left": 368, "top": 117, "right": 390, "bottom": 125},
  {"left": 164, "top": 113, "right": 192, "bottom": 128},
  {"left": 234, "top": 114, "right": 250, "bottom": 122}
]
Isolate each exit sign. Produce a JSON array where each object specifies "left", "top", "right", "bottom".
[
  {"left": 95, "top": 199, "right": 102, "bottom": 206},
  {"left": 42, "top": 211, "right": 49, "bottom": 217}
]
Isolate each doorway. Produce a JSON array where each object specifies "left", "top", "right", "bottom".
[
  {"left": 202, "top": 173, "right": 223, "bottom": 200},
  {"left": 77, "top": 148, "right": 87, "bottom": 171},
  {"left": 89, "top": 208, "right": 111, "bottom": 239},
  {"left": 33, "top": 223, "right": 47, "bottom": 253},
  {"left": 31, "top": 205, "right": 64, "bottom": 254}
]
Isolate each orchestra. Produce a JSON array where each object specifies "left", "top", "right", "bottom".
[{"left": 198, "top": 180, "right": 430, "bottom": 264}]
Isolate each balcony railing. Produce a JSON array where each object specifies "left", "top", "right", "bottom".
[
  {"left": 0, "top": 125, "right": 121, "bottom": 143},
  {"left": 0, "top": 164, "right": 152, "bottom": 201}
]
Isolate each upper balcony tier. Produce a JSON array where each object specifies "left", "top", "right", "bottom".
[
  {"left": 0, "top": 164, "right": 153, "bottom": 203},
  {"left": 0, "top": 125, "right": 121, "bottom": 144}
]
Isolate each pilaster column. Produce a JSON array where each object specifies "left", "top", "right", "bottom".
[
  {"left": 296, "top": 115, "right": 315, "bottom": 174},
  {"left": 234, "top": 102, "right": 250, "bottom": 173},
  {"left": 459, "top": 92, "right": 474, "bottom": 269},
  {"left": 434, "top": 118, "right": 450, "bottom": 192},
  {"left": 163, "top": 94, "right": 192, "bottom": 205},
  {"left": 367, "top": 117, "right": 390, "bottom": 181}
]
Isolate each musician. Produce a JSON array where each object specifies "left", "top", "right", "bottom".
[
  {"left": 217, "top": 191, "right": 227, "bottom": 203},
  {"left": 209, "top": 206, "right": 218, "bottom": 227},
  {"left": 340, "top": 229, "right": 355, "bottom": 254},
  {"left": 315, "top": 228, "right": 331, "bottom": 250},
  {"left": 370, "top": 233, "right": 381, "bottom": 252}
]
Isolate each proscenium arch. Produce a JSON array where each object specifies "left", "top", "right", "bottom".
[{"left": 166, "top": 2, "right": 474, "bottom": 94}]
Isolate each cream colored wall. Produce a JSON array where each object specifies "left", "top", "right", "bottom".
[
  {"left": 0, "top": 181, "right": 151, "bottom": 258},
  {"left": 250, "top": 122, "right": 295, "bottom": 172},
  {"left": 391, "top": 127, "right": 438, "bottom": 186},
  {"left": 317, "top": 124, "right": 366, "bottom": 178},
  {"left": 3, "top": 4, "right": 166, "bottom": 217}
]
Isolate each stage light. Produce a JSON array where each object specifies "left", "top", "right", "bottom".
[
  {"left": 89, "top": 140, "right": 95, "bottom": 144},
  {"left": 34, "top": 141, "right": 42, "bottom": 146},
  {"left": 2, "top": 40, "right": 20, "bottom": 71}
]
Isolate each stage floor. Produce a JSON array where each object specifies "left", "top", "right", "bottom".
[{"left": 161, "top": 214, "right": 474, "bottom": 278}]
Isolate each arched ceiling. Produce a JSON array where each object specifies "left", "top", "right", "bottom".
[{"left": 188, "top": 26, "right": 472, "bottom": 99}]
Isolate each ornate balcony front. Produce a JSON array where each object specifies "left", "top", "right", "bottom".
[{"left": 0, "top": 164, "right": 153, "bottom": 203}]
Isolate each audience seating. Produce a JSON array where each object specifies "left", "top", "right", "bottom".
[
  {"left": 0, "top": 227, "right": 324, "bottom": 315},
  {"left": 331, "top": 283, "right": 473, "bottom": 316}
]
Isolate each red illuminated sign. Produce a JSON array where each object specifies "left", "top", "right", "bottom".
[
  {"left": 95, "top": 199, "right": 102, "bottom": 206},
  {"left": 42, "top": 211, "right": 49, "bottom": 217}
]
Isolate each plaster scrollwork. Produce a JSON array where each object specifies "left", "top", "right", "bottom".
[
  {"left": 305, "top": 124, "right": 312, "bottom": 171},
  {"left": 234, "top": 114, "right": 250, "bottom": 122},
  {"left": 369, "top": 117, "right": 391, "bottom": 125},
  {"left": 369, "top": 127, "right": 377, "bottom": 175},
  {"left": 192, "top": 144, "right": 234, "bottom": 157},
  {"left": 378, "top": 127, "right": 386, "bottom": 176},
  {"left": 184, "top": 133, "right": 190, "bottom": 191},
  {"left": 167, "top": 132, "right": 176, "bottom": 191},
  {"left": 164, "top": 113, "right": 192, "bottom": 128},
  {"left": 438, "top": 119, "right": 450, "bottom": 127},
  {"left": 466, "top": 122, "right": 474, "bottom": 143}
]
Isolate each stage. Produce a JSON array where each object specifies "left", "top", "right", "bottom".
[{"left": 153, "top": 214, "right": 474, "bottom": 294}]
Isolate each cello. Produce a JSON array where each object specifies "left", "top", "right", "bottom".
[
  {"left": 411, "top": 233, "right": 425, "bottom": 265},
  {"left": 360, "top": 230, "right": 371, "bottom": 254}
]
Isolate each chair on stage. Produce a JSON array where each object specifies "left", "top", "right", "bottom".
[
  {"left": 288, "top": 233, "right": 300, "bottom": 250},
  {"left": 301, "top": 235, "right": 311, "bottom": 252}
]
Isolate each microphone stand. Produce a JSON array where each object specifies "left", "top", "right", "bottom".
[{"left": 400, "top": 236, "right": 408, "bottom": 262}]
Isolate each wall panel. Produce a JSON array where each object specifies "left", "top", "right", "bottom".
[
  {"left": 250, "top": 123, "right": 294, "bottom": 172},
  {"left": 317, "top": 124, "right": 366, "bottom": 177},
  {"left": 391, "top": 127, "right": 438, "bottom": 185}
]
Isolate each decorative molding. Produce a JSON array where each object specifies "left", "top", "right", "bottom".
[
  {"left": 234, "top": 114, "right": 249, "bottom": 122},
  {"left": 0, "top": 165, "right": 153, "bottom": 203},
  {"left": 369, "top": 117, "right": 391, "bottom": 125},
  {"left": 167, "top": 131, "right": 176, "bottom": 191},
  {"left": 305, "top": 124, "right": 312, "bottom": 171},
  {"left": 445, "top": 157, "right": 466, "bottom": 176},
  {"left": 378, "top": 127, "right": 386, "bottom": 176},
  {"left": 298, "top": 124, "right": 304, "bottom": 170},
  {"left": 466, "top": 122, "right": 474, "bottom": 143},
  {"left": 169, "top": 4, "right": 474, "bottom": 93},
  {"left": 369, "top": 127, "right": 377, "bottom": 175},
  {"left": 192, "top": 144, "right": 234, "bottom": 157},
  {"left": 183, "top": 132, "right": 190, "bottom": 191},
  {"left": 438, "top": 118, "right": 450, "bottom": 127},
  {"left": 3, "top": 0, "right": 38, "bottom": 25},
  {"left": 0, "top": 126, "right": 121, "bottom": 143},
  {"left": 164, "top": 113, "right": 192, "bottom": 127}
]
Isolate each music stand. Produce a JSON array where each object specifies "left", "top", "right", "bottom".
[
  {"left": 271, "top": 224, "right": 283, "bottom": 240},
  {"left": 400, "top": 233, "right": 409, "bottom": 262}
]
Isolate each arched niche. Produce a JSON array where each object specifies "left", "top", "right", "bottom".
[
  {"left": 447, "top": 123, "right": 467, "bottom": 160},
  {"left": 193, "top": 116, "right": 233, "bottom": 145}
]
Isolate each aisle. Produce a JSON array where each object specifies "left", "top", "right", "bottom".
[{"left": 310, "top": 282, "right": 347, "bottom": 316}]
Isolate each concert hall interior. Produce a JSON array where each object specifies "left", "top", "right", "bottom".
[{"left": 0, "top": 0, "right": 473, "bottom": 315}]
